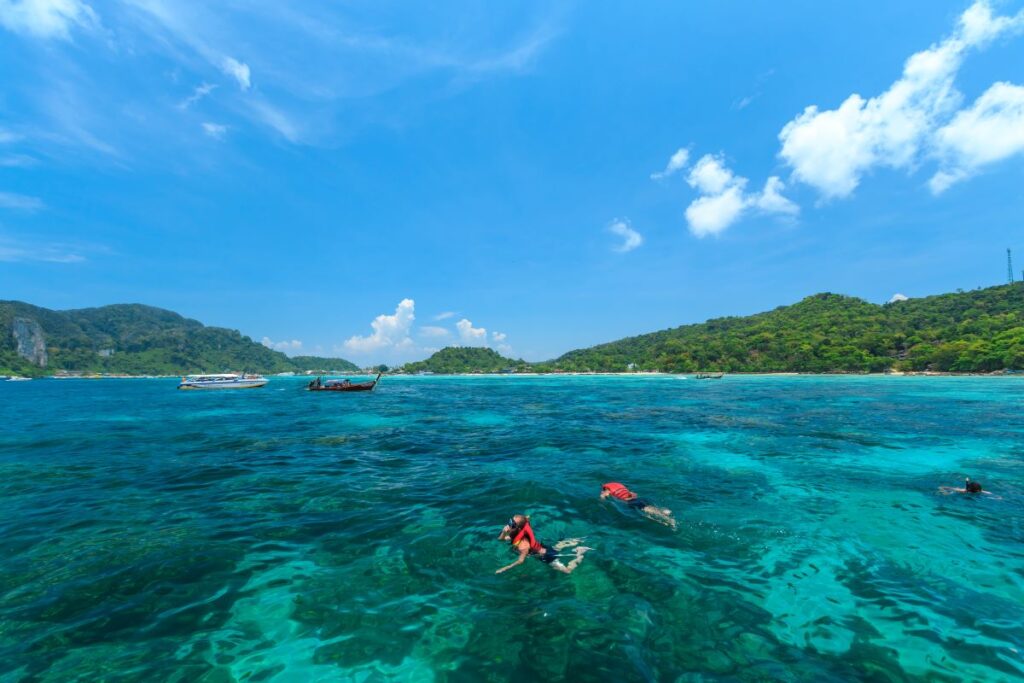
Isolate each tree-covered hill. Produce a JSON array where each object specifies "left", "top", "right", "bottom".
[
  {"left": 402, "top": 347, "right": 528, "bottom": 374},
  {"left": 541, "top": 284, "right": 1024, "bottom": 373},
  {"left": 0, "top": 301, "right": 357, "bottom": 377},
  {"left": 287, "top": 356, "right": 360, "bottom": 373}
]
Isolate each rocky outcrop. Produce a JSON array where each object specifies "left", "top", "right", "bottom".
[{"left": 12, "top": 317, "right": 47, "bottom": 366}]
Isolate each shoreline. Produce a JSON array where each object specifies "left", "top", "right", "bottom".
[{"left": 10, "top": 370, "right": 1021, "bottom": 380}]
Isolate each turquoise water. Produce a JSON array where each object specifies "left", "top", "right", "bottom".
[{"left": 1, "top": 375, "right": 1023, "bottom": 682}]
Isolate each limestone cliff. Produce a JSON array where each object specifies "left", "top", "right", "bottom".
[{"left": 12, "top": 317, "right": 47, "bottom": 367}]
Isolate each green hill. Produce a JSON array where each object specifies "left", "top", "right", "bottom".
[
  {"left": 540, "top": 284, "right": 1024, "bottom": 374},
  {"left": 287, "top": 356, "right": 360, "bottom": 373},
  {"left": 402, "top": 347, "right": 528, "bottom": 374},
  {"left": 0, "top": 301, "right": 357, "bottom": 377}
]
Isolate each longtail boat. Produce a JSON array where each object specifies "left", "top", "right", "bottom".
[
  {"left": 694, "top": 372, "right": 724, "bottom": 380},
  {"left": 307, "top": 373, "right": 382, "bottom": 392}
]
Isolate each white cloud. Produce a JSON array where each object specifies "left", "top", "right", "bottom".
[
  {"left": 650, "top": 148, "right": 689, "bottom": 180},
  {"left": 344, "top": 298, "right": 416, "bottom": 354},
  {"left": 888, "top": 293, "right": 909, "bottom": 303},
  {"left": 456, "top": 318, "right": 488, "bottom": 346},
  {"left": 608, "top": 218, "right": 643, "bottom": 252},
  {"left": 779, "top": 0, "right": 1024, "bottom": 199},
  {"left": 201, "top": 122, "right": 228, "bottom": 139},
  {"left": 433, "top": 311, "right": 456, "bottom": 321},
  {"left": 688, "top": 154, "right": 738, "bottom": 194},
  {"left": 492, "top": 331, "right": 507, "bottom": 343},
  {"left": 0, "top": 0, "right": 98, "bottom": 40},
  {"left": 261, "top": 337, "right": 302, "bottom": 352},
  {"left": 685, "top": 186, "right": 749, "bottom": 238},
  {"left": 683, "top": 155, "right": 798, "bottom": 237},
  {"left": 930, "top": 81, "right": 1024, "bottom": 193},
  {"left": 0, "top": 191, "right": 44, "bottom": 211},
  {"left": 419, "top": 326, "right": 450, "bottom": 339},
  {"left": 220, "top": 56, "right": 251, "bottom": 90},
  {"left": 178, "top": 82, "right": 217, "bottom": 110},
  {"left": 0, "top": 237, "right": 84, "bottom": 262},
  {"left": 754, "top": 176, "right": 800, "bottom": 216}
]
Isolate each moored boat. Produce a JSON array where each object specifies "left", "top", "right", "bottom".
[
  {"left": 695, "top": 372, "right": 724, "bottom": 380},
  {"left": 7, "top": 376, "right": 31, "bottom": 382},
  {"left": 307, "top": 373, "right": 382, "bottom": 392},
  {"left": 178, "top": 373, "right": 268, "bottom": 390}
]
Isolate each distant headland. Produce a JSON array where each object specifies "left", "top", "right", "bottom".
[{"left": 4, "top": 283, "right": 1023, "bottom": 378}]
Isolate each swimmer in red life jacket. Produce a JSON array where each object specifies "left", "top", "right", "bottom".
[
  {"left": 495, "top": 514, "right": 590, "bottom": 575},
  {"left": 600, "top": 482, "right": 676, "bottom": 528}
]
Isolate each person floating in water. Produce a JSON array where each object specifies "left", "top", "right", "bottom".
[
  {"left": 940, "top": 477, "right": 997, "bottom": 497},
  {"left": 495, "top": 514, "right": 590, "bottom": 575},
  {"left": 601, "top": 482, "right": 676, "bottom": 528}
]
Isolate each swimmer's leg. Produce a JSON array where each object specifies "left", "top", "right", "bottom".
[
  {"left": 552, "top": 536, "right": 585, "bottom": 552},
  {"left": 642, "top": 506, "right": 677, "bottom": 529},
  {"left": 553, "top": 537, "right": 585, "bottom": 551},
  {"left": 562, "top": 547, "right": 591, "bottom": 573},
  {"left": 549, "top": 559, "right": 571, "bottom": 574}
]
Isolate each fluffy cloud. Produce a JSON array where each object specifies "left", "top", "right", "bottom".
[
  {"left": 888, "top": 293, "right": 909, "bottom": 303},
  {"left": 201, "top": 122, "right": 228, "bottom": 139},
  {"left": 779, "top": 1, "right": 1024, "bottom": 199},
  {"left": 650, "top": 148, "right": 689, "bottom": 180},
  {"left": 221, "top": 56, "right": 251, "bottom": 90},
  {"left": 492, "top": 331, "right": 507, "bottom": 343},
  {"left": 456, "top": 318, "right": 487, "bottom": 346},
  {"left": 608, "top": 218, "right": 643, "bottom": 252},
  {"left": 0, "top": 191, "right": 44, "bottom": 211},
  {"left": 343, "top": 298, "right": 416, "bottom": 353},
  {"left": 930, "top": 82, "right": 1024, "bottom": 193},
  {"left": 684, "top": 155, "right": 798, "bottom": 237},
  {"left": 261, "top": 337, "right": 302, "bottom": 352},
  {"left": 0, "top": 0, "right": 98, "bottom": 39}
]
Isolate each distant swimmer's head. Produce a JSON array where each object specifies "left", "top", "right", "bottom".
[{"left": 966, "top": 480, "right": 983, "bottom": 493}]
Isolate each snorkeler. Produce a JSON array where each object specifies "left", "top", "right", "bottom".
[
  {"left": 940, "top": 477, "right": 997, "bottom": 496},
  {"left": 495, "top": 514, "right": 590, "bottom": 575},
  {"left": 600, "top": 482, "right": 676, "bottom": 528}
]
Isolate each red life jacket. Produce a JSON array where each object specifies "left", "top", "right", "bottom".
[
  {"left": 511, "top": 521, "right": 544, "bottom": 554},
  {"left": 603, "top": 482, "right": 637, "bottom": 501}
]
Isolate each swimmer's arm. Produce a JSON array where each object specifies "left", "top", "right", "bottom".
[{"left": 495, "top": 545, "right": 529, "bottom": 574}]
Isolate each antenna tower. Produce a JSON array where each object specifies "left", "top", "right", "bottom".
[{"left": 1009, "top": 248, "right": 1015, "bottom": 284}]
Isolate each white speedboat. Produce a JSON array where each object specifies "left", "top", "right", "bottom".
[
  {"left": 177, "top": 373, "right": 268, "bottom": 390},
  {"left": 7, "top": 376, "right": 31, "bottom": 381}
]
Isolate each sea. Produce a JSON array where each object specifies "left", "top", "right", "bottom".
[{"left": 1, "top": 375, "right": 1023, "bottom": 682}]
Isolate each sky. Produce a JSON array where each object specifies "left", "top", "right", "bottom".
[{"left": 1, "top": 0, "right": 1023, "bottom": 364}]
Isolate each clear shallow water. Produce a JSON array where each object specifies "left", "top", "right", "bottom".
[{"left": 1, "top": 375, "right": 1023, "bottom": 682}]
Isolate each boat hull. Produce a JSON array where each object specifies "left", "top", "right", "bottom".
[
  {"left": 307, "top": 373, "right": 382, "bottom": 393},
  {"left": 178, "top": 380, "right": 268, "bottom": 390},
  {"left": 307, "top": 383, "right": 376, "bottom": 392}
]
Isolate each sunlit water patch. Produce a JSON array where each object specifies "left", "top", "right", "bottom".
[{"left": 1, "top": 376, "right": 1023, "bottom": 681}]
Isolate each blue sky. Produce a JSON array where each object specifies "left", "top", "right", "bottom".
[{"left": 2, "top": 0, "right": 1023, "bottom": 364}]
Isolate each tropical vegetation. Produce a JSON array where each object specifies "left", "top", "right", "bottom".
[
  {"left": 402, "top": 347, "right": 528, "bottom": 374},
  {"left": 0, "top": 301, "right": 356, "bottom": 377},
  {"left": 541, "top": 284, "right": 1024, "bottom": 373}
]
